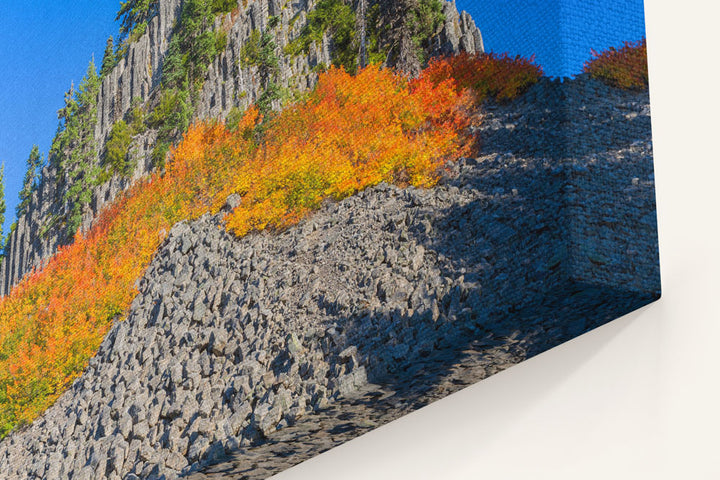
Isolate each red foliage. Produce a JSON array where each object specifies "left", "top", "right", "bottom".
[
  {"left": 0, "top": 61, "right": 477, "bottom": 436},
  {"left": 420, "top": 52, "right": 543, "bottom": 102},
  {"left": 583, "top": 38, "right": 648, "bottom": 90}
]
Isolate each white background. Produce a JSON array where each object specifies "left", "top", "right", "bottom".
[{"left": 274, "top": 1, "right": 720, "bottom": 478}]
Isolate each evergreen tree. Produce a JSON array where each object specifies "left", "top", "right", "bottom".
[
  {"left": 100, "top": 36, "right": 116, "bottom": 77},
  {"left": 56, "top": 82, "right": 77, "bottom": 137},
  {"left": 116, "top": 0, "right": 159, "bottom": 37},
  {"left": 376, "top": 0, "right": 444, "bottom": 75},
  {"left": 0, "top": 163, "right": 6, "bottom": 246},
  {"left": 162, "top": 0, "right": 222, "bottom": 90},
  {"left": 52, "top": 60, "right": 100, "bottom": 168},
  {"left": 50, "top": 59, "right": 101, "bottom": 236},
  {"left": 16, "top": 145, "right": 43, "bottom": 218}
]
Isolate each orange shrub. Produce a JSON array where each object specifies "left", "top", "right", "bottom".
[
  {"left": 220, "top": 65, "right": 476, "bottom": 235},
  {"left": 583, "top": 38, "right": 648, "bottom": 90},
  {"left": 421, "top": 52, "right": 543, "bottom": 103},
  {"left": 0, "top": 61, "right": 476, "bottom": 436}
]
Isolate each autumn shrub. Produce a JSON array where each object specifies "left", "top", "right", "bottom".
[
  {"left": 421, "top": 52, "right": 543, "bottom": 103},
  {"left": 583, "top": 38, "right": 648, "bottom": 90},
  {"left": 0, "top": 62, "right": 476, "bottom": 437},
  {"left": 217, "top": 65, "right": 476, "bottom": 234},
  {"left": 225, "top": 106, "right": 247, "bottom": 132}
]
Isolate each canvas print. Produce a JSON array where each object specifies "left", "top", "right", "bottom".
[{"left": 0, "top": 0, "right": 660, "bottom": 478}]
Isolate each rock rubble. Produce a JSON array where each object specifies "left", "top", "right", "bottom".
[{"left": 0, "top": 74, "right": 660, "bottom": 479}]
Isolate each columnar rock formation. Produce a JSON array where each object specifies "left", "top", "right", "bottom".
[{"left": 0, "top": 0, "right": 483, "bottom": 296}]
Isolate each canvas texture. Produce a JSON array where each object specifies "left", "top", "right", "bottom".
[{"left": 0, "top": 1, "right": 659, "bottom": 478}]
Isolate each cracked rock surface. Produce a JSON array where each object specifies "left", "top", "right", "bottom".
[{"left": 0, "top": 75, "right": 659, "bottom": 479}]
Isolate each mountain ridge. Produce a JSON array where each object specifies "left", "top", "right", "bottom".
[{"left": 0, "top": 0, "right": 483, "bottom": 296}]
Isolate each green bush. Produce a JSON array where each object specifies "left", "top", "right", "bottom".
[
  {"left": 142, "top": 0, "right": 233, "bottom": 170},
  {"left": 214, "top": 29, "right": 228, "bottom": 53},
  {"left": 113, "top": 39, "right": 129, "bottom": 66},
  {"left": 128, "top": 101, "right": 146, "bottom": 133},
  {"left": 240, "top": 30, "right": 263, "bottom": 67},
  {"left": 312, "top": 62, "right": 328, "bottom": 74},
  {"left": 287, "top": 0, "right": 445, "bottom": 73},
  {"left": 257, "top": 81, "right": 282, "bottom": 115},
  {"left": 147, "top": 89, "right": 193, "bottom": 139},
  {"left": 286, "top": 0, "right": 357, "bottom": 72},
  {"left": 100, "top": 37, "right": 117, "bottom": 78},
  {"left": 242, "top": 30, "right": 279, "bottom": 71},
  {"left": 16, "top": 145, "right": 43, "bottom": 218},
  {"left": 407, "top": 0, "right": 445, "bottom": 64},
  {"left": 116, "top": 0, "right": 158, "bottom": 37},
  {"left": 51, "top": 60, "right": 101, "bottom": 237},
  {"left": 225, "top": 106, "right": 246, "bottom": 132},
  {"left": 151, "top": 141, "right": 171, "bottom": 170},
  {"left": 104, "top": 120, "right": 136, "bottom": 178},
  {"left": 211, "top": 0, "right": 236, "bottom": 14},
  {"left": 162, "top": 0, "right": 228, "bottom": 92},
  {"left": 239, "top": 26, "right": 280, "bottom": 116},
  {"left": 129, "top": 21, "right": 148, "bottom": 42}
]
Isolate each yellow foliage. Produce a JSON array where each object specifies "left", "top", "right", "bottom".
[{"left": 0, "top": 62, "right": 476, "bottom": 437}]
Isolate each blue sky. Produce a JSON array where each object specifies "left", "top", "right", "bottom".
[
  {"left": 457, "top": 0, "right": 646, "bottom": 77},
  {"left": 0, "top": 1, "right": 119, "bottom": 238},
  {"left": 0, "top": 0, "right": 647, "bottom": 237}
]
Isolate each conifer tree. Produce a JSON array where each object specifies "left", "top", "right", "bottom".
[
  {"left": 0, "top": 163, "right": 6, "bottom": 246},
  {"left": 376, "top": 0, "right": 444, "bottom": 75},
  {"left": 100, "top": 37, "right": 116, "bottom": 77},
  {"left": 16, "top": 145, "right": 43, "bottom": 218},
  {"left": 51, "top": 59, "right": 101, "bottom": 236},
  {"left": 116, "top": 0, "right": 159, "bottom": 37},
  {"left": 56, "top": 82, "right": 77, "bottom": 136}
]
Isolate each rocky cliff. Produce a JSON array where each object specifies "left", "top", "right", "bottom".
[
  {"left": 0, "top": 0, "right": 483, "bottom": 296},
  {"left": 0, "top": 74, "right": 659, "bottom": 479}
]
